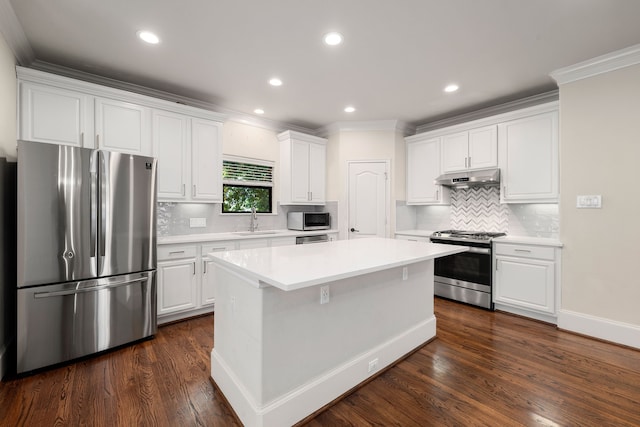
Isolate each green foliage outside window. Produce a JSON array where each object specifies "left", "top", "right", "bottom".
[
  {"left": 222, "top": 185, "right": 272, "bottom": 213},
  {"left": 222, "top": 159, "right": 273, "bottom": 213}
]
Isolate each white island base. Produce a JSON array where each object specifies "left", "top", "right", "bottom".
[{"left": 209, "top": 238, "right": 466, "bottom": 427}]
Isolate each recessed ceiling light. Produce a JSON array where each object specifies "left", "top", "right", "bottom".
[
  {"left": 444, "top": 84, "right": 459, "bottom": 93},
  {"left": 137, "top": 30, "right": 160, "bottom": 44},
  {"left": 269, "top": 78, "right": 283, "bottom": 86},
  {"left": 344, "top": 106, "right": 356, "bottom": 113},
  {"left": 254, "top": 108, "right": 265, "bottom": 115},
  {"left": 324, "top": 32, "right": 343, "bottom": 46}
]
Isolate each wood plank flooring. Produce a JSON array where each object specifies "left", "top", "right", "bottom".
[{"left": 1, "top": 298, "right": 639, "bottom": 426}]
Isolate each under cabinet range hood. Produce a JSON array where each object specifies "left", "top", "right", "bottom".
[{"left": 434, "top": 168, "right": 500, "bottom": 188}]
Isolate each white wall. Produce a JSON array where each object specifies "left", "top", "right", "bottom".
[
  {"left": 559, "top": 63, "right": 640, "bottom": 327},
  {"left": 0, "top": 32, "right": 16, "bottom": 159}
]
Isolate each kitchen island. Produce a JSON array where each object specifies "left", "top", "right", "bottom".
[{"left": 209, "top": 237, "right": 467, "bottom": 427}]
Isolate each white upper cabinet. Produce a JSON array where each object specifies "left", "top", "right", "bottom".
[
  {"left": 18, "top": 82, "right": 91, "bottom": 147},
  {"left": 441, "top": 125, "right": 497, "bottom": 173},
  {"left": 153, "top": 112, "right": 223, "bottom": 203},
  {"left": 17, "top": 67, "right": 224, "bottom": 162},
  {"left": 278, "top": 130, "right": 327, "bottom": 205},
  {"left": 191, "top": 118, "right": 223, "bottom": 202},
  {"left": 153, "top": 110, "right": 189, "bottom": 200},
  {"left": 94, "top": 97, "right": 151, "bottom": 155},
  {"left": 498, "top": 111, "right": 558, "bottom": 203},
  {"left": 405, "top": 135, "right": 449, "bottom": 205}
]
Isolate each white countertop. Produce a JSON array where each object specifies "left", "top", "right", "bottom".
[
  {"left": 395, "top": 229, "right": 563, "bottom": 247},
  {"left": 209, "top": 237, "right": 467, "bottom": 291},
  {"left": 493, "top": 235, "right": 563, "bottom": 247},
  {"left": 394, "top": 229, "right": 435, "bottom": 238},
  {"left": 158, "top": 229, "right": 338, "bottom": 245}
]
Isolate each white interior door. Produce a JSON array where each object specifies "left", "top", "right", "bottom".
[{"left": 348, "top": 161, "right": 389, "bottom": 239}]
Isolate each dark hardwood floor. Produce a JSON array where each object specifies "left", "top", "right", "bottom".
[{"left": 1, "top": 298, "right": 639, "bottom": 426}]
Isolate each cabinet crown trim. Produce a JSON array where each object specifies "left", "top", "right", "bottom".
[
  {"left": 551, "top": 43, "right": 640, "bottom": 85},
  {"left": 277, "top": 130, "right": 327, "bottom": 144},
  {"left": 409, "top": 101, "right": 558, "bottom": 141}
]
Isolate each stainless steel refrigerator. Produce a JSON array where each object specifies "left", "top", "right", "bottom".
[{"left": 16, "top": 140, "right": 157, "bottom": 373}]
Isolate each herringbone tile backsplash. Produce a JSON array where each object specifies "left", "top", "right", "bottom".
[{"left": 450, "top": 187, "right": 508, "bottom": 232}]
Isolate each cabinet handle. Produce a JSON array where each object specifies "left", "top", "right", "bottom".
[
  {"left": 468, "top": 156, "right": 471, "bottom": 167},
  {"left": 514, "top": 249, "right": 532, "bottom": 253},
  {"left": 81, "top": 132, "right": 84, "bottom": 145},
  {"left": 169, "top": 250, "right": 185, "bottom": 255},
  {"left": 182, "top": 184, "right": 186, "bottom": 196},
  {"left": 193, "top": 262, "right": 196, "bottom": 275},
  {"left": 435, "top": 189, "right": 439, "bottom": 200},
  {"left": 192, "top": 185, "right": 196, "bottom": 197},
  {"left": 503, "top": 186, "right": 507, "bottom": 196},
  {"left": 96, "top": 134, "right": 100, "bottom": 149},
  {"left": 464, "top": 157, "right": 467, "bottom": 168},
  {"left": 203, "top": 260, "right": 207, "bottom": 274}
]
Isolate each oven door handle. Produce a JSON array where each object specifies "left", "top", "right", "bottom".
[{"left": 465, "top": 247, "right": 491, "bottom": 255}]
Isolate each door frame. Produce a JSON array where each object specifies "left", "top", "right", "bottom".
[{"left": 345, "top": 160, "right": 391, "bottom": 239}]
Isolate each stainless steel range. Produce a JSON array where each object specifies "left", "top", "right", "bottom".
[{"left": 430, "top": 230, "right": 506, "bottom": 310}]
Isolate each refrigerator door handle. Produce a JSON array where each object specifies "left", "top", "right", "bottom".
[
  {"left": 90, "top": 151, "right": 98, "bottom": 258},
  {"left": 99, "top": 151, "right": 107, "bottom": 260},
  {"left": 34, "top": 277, "right": 148, "bottom": 298}
]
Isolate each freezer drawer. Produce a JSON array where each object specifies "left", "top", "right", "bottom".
[{"left": 17, "top": 271, "right": 157, "bottom": 373}]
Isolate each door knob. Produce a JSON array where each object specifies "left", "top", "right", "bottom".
[{"left": 350, "top": 228, "right": 360, "bottom": 232}]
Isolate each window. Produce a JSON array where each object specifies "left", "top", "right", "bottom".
[{"left": 222, "top": 157, "right": 274, "bottom": 213}]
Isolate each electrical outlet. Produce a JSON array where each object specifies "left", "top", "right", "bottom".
[
  {"left": 320, "top": 285, "right": 330, "bottom": 304},
  {"left": 402, "top": 266, "right": 408, "bottom": 281},
  {"left": 576, "top": 195, "right": 602, "bottom": 209},
  {"left": 368, "top": 358, "right": 379, "bottom": 373},
  {"left": 190, "top": 217, "right": 207, "bottom": 228}
]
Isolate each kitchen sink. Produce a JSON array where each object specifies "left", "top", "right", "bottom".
[{"left": 233, "top": 231, "right": 281, "bottom": 236}]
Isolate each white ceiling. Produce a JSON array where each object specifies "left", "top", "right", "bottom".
[{"left": 6, "top": 0, "right": 640, "bottom": 130}]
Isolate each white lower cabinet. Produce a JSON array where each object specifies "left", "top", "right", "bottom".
[
  {"left": 494, "top": 242, "right": 560, "bottom": 323},
  {"left": 157, "top": 234, "right": 324, "bottom": 323},
  {"left": 201, "top": 241, "right": 235, "bottom": 307},
  {"left": 157, "top": 245, "right": 198, "bottom": 317}
]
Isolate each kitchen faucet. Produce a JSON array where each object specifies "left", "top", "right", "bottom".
[{"left": 249, "top": 207, "right": 258, "bottom": 232}]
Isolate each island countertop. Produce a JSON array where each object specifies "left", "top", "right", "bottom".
[{"left": 209, "top": 237, "right": 467, "bottom": 291}]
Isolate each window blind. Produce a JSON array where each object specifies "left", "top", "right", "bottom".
[{"left": 222, "top": 160, "right": 273, "bottom": 187}]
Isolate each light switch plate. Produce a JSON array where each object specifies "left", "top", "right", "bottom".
[
  {"left": 190, "top": 217, "right": 207, "bottom": 228},
  {"left": 576, "top": 195, "right": 602, "bottom": 209}
]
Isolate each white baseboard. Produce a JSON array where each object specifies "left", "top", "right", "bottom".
[
  {"left": 557, "top": 309, "right": 640, "bottom": 349},
  {"left": 211, "top": 316, "right": 436, "bottom": 427}
]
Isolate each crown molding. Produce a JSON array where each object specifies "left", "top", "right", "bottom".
[
  {"left": 317, "top": 120, "right": 415, "bottom": 138},
  {"left": 28, "top": 61, "right": 316, "bottom": 134},
  {"left": 414, "top": 90, "right": 558, "bottom": 134},
  {"left": 551, "top": 43, "right": 640, "bottom": 85},
  {"left": 0, "top": 0, "right": 35, "bottom": 65}
]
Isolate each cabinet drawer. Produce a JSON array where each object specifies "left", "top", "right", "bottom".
[
  {"left": 202, "top": 241, "right": 235, "bottom": 255},
  {"left": 494, "top": 243, "right": 554, "bottom": 260},
  {"left": 158, "top": 244, "right": 197, "bottom": 260}
]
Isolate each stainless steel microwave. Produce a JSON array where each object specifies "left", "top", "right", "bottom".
[{"left": 287, "top": 212, "right": 331, "bottom": 231}]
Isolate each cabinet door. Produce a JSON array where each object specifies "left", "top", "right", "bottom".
[
  {"left": 19, "top": 82, "right": 90, "bottom": 147},
  {"left": 153, "top": 110, "right": 189, "bottom": 200},
  {"left": 495, "top": 256, "right": 555, "bottom": 314},
  {"left": 95, "top": 98, "right": 151, "bottom": 155},
  {"left": 308, "top": 142, "right": 326, "bottom": 203},
  {"left": 191, "top": 118, "right": 222, "bottom": 201},
  {"left": 407, "top": 138, "right": 447, "bottom": 204},
  {"left": 499, "top": 112, "right": 558, "bottom": 203},
  {"left": 441, "top": 131, "right": 469, "bottom": 172},
  {"left": 201, "top": 242, "right": 235, "bottom": 307},
  {"left": 157, "top": 259, "right": 197, "bottom": 315},
  {"left": 468, "top": 125, "right": 497, "bottom": 170},
  {"left": 290, "top": 140, "right": 311, "bottom": 203}
]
